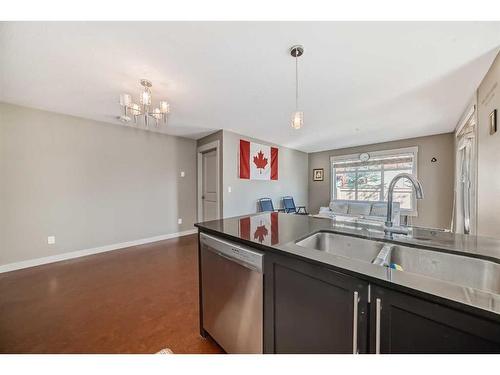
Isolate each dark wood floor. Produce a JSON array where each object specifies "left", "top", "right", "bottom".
[{"left": 0, "top": 234, "right": 223, "bottom": 354}]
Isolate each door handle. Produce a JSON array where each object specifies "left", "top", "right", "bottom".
[
  {"left": 352, "top": 291, "right": 359, "bottom": 354},
  {"left": 375, "top": 298, "right": 382, "bottom": 354},
  {"left": 202, "top": 195, "right": 205, "bottom": 200}
]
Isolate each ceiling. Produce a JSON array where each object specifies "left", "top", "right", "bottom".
[{"left": 1, "top": 22, "right": 499, "bottom": 153}]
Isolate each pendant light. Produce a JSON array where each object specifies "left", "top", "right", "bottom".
[{"left": 290, "top": 45, "right": 304, "bottom": 130}]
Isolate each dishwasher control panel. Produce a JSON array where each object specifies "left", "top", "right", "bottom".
[{"left": 200, "top": 233, "right": 264, "bottom": 272}]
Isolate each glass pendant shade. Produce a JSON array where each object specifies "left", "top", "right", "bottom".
[
  {"left": 291, "top": 111, "right": 303, "bottom": 130},
  {"left": 152, "top": 107, "right": 162, "bottom": 119},
  {"left": 130, "top": 103, "right": 141, "bottom": 116},
  {"left": 120, "top": 93, "right": 131, "bottom": 107},
  {"left": 140, "top": 88, "right": 152, "bottom": 106},
  {"left": 159, "top": 100, "right": 170, "bottom": 114}
]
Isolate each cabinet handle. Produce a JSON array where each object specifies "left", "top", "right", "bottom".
[
  {"left": 375, "top": 298, "right": 382, "bottom": 354},
  {"left": 352, "top": 291, "right": 359, "bottom": 354}
]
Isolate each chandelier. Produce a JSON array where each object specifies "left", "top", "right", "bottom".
[
  {"left": 290, "top": 45, "right": 304, "bottom": 130},
  {"left": 118, "top": 79, "right": 170, "bottom": 127}
]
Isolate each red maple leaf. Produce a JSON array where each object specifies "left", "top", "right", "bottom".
[
  {"left": 253, "top": 150, "right": 268, "bottom": 173},
  {"left": 253, "top": 224, "right": 269, "bottom": 243}
]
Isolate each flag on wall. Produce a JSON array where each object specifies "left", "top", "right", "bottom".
[{"left": 239, "top": 139, "right": 278, "bottom": 180}]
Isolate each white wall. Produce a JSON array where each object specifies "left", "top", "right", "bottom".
[
  {"left": 0, "top": 102, "right": 197, "bottom": 266},
  {"left": 221, "top": 130, "right": 309, "bottom": 218}
]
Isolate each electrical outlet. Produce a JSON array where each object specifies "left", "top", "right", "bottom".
[
  {"left": 180, "top": 171, "right": 185, "bottom": 177},
  {"left": 178, "top": 218, "right": 183, "bottom": 225},
  {"left": 228, "top": 186, "right": 232, "bottom": 193},
  {"left": 47, "top": 236, "right": 56, "bottom": 245}
]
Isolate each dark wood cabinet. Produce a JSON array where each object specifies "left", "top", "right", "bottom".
[
  {"left": 369, "top": 285, "right": 500, "bottom": 353},
  {"left": 264, "top": 253, "right": 369, "bottom": 353},
  {"left": 264, "top": 252, "right": 500, "bottom": 354}
]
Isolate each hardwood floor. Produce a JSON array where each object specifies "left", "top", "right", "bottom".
[{"left": 0, "top": 234, "right": 223, "bottom": 354}]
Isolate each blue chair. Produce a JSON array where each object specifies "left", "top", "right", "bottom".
[
  {"left": 282, "top": 196, "right": 308, "bottom": 215},
  {"left": 257, "top": 198, "right": 284, "bottom": 213}
]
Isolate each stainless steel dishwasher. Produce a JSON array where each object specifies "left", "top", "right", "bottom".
[{"left": 200, "top": 233, "right": 264, "bottom": 353}]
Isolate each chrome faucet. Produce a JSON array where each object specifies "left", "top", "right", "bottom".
[{"left": 385, "top": 173, "right": 424, "bottom": 232}]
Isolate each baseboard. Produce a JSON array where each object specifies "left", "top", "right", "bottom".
[{"left": 0, "top": 228, "right": 198, "bottom": 274}]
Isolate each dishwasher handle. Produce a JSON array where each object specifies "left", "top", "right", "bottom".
[
  {"left": 208, "top": 247, "right": 262, "bottom": 272},
  {"left": 200, "top": 233, "right": 264, "bottom": 273}
]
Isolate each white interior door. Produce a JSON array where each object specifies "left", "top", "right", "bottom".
[{"left": 202, "top": 149, "right": 218, "bottom": 221}]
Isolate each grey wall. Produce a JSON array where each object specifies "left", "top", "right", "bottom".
[
  {"left": 0, "top": 102, "right": 197, "bottom": 266},
  {"left": 477, "top": 52, "right": 500, "bottom": 238},
  {"left": 222, "top": 130, "right": 309, "bottom": 218},
  {"left": 308, "top": 133, "right": 455, "bottom": 229}
]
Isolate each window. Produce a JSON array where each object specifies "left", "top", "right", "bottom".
[{"left": 331, "top": 147, "right": 418, "bottom": 215}]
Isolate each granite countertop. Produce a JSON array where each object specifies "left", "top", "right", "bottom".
[
  {"left": 195, "top": 212, "right": 500, "bottom": 317},
  {"left": 195, "top": 213, "right": 500, "bottom": 261}
]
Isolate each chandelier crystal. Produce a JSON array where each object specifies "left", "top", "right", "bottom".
[
  {"left": 290, "top": 45, "right": 304, "bottom": 130},
  {"left": 118, "top": 79, "right": 170, "bottom": 128}
]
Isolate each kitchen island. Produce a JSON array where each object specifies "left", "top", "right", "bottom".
[{"left": 195, "top": 212, "right": 500, "bottom": 354}]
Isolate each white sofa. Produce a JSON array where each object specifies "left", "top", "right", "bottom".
[{"left": 316, "top": 200, "right": 401, "bottom": 226}]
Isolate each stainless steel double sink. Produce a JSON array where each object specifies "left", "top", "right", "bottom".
[{"left": 296, "top": 231, "right": 500, "bottom": 295}]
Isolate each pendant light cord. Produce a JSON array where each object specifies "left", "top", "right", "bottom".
[{"left": 295, "top": 52, "right": 299, "bottom": 110}]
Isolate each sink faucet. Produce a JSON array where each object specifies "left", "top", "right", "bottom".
[{"left": 385, "top": 173, "right": 424, "bottom": 232}]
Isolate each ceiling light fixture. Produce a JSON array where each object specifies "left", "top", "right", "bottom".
[
  {"left": 290, "top": 45, "right": 304, "bottom": 130},
  {"left": 118, "top": 79, "right": 170, "bottom": 128}
]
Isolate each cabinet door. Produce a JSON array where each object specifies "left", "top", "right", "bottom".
[
  {"left": 264, "top": 253, "right": 369, "bottom": 353},
  {"left": 370, "top": 285, "right": 500, "bottom": 353}
]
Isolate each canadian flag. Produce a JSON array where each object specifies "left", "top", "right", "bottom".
[
  {"left": 239, "top": 212, "right": 279, "bottom": 246},
  {"left": 239, "top": 139, "right": 278, "bottom": 180}
]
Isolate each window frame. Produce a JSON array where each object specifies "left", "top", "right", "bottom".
[{"left": 330, "top": 146, "right": 419, "bottom": 216}]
